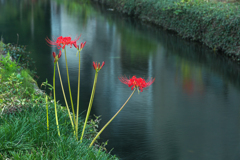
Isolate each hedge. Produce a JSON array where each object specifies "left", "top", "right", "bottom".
[{"left": 93, "top": 0, "right": 240, "bottom": 61}]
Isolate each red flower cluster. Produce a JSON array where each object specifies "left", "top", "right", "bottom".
[
  {"left": 93, "top": 61, "right": 105, "bottom": 71},
  {"left": 119, "top": 76, "right": 155, "bottom": 92},
  {"left": 52, "top": 50, "right": 62, "bottom": 63},
  {"left": 74, "top": 41, "right": 86, "bottom": 51},
  {"left": 80, "top": 41, "right": 86, "bottom": 50},
  {"left": 46, "top": 36, "right": 81, "bottom": 49}
]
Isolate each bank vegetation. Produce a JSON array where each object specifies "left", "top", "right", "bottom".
[
  {"left": 0, "top": 41, "right": 117, "bottom": 159},
  {"left": 93, "top": 0, "right": 240, "bottom": 61}
]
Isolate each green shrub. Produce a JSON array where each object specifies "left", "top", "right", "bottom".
[
  {"left": 0, "top": 53, "right": 35, "bottom": 108},
  {"left": 96, "top": 0, "right": 240, "bottom": 59},
  {"left": 2, "top": 42, "right": 36, "bottom": 72}
]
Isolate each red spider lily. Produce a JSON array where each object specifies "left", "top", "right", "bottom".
[
  {"left": 80, "top": 41, "right": 86, "bottom": 50},
  {"left": 52, "top": 51, "right": 56, "bottom": 58},
  {"left": 52, "top": 50, "right": 62, "bottom": 63},
  {"left": 74, "top": 41, "right": 86, "bottom": 51},
  {"left": 119, "top": 76, "right": 155, "bottom": 92},
  {"left": 46, "top": 35, "right": 81, "bottom": 49},
  {"left": 73, "top": 43, "right": 78, "bottom": 49},
  {"left": 93, "top": 61, "right": 105, "bottom": 71},
  {"left": 69, "top": 36, "right": 81, "bottom": 49}
]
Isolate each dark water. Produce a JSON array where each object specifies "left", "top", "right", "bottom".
[{"left": 1, "top": 0, "right": 240, "bottom": 159}]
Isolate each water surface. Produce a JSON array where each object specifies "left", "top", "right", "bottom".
[{"left": 1, "top": 1, "right": 240, "bottom": 159}]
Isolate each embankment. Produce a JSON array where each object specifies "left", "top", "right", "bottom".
[{"left": 93, "top": 0, "right": 240, "bottom": 61}]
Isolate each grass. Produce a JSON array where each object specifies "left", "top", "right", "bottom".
[
  {"left": 0, "top": 46, "right": 118, "bottom": 159},
  {"left": 0, "top": 98, "right": 117, "bottom": 159},
  {"left": 0, "top": 40, "right": 4, "bottom": 54}
]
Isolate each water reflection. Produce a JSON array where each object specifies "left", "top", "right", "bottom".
[{"left": 1, "top": 1, "right": 240, "bottom": 160}]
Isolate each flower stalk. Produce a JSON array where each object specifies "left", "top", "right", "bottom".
[
  {"left": 80, "top": 61, "right": 105, "bottom": 143},
  {"left": 56, "top": 62, "right": 75, "bottom": 135},
  {"left": 76, "top": 50, "right": 81, "bottom": 140},
  {"left": 80, "top": 70, "right": 98, "bottom": 142},
  {"left": 45, "top": 95, "right": 49, "bottom": 136},
  {"left": 53, "top": 63, "right": 60, "bottom": 137},
  {"left": 80, "top": 61, "right": 104, "bottom": 142},
  {"left": 63, "top": 48, "right": 76, "bottom": 126},
  {"left": 89, "top": 88, "right": 136, "bottom": 148},
  {"left": 75, "top": 42, "right": 86, "bottom": 140}
]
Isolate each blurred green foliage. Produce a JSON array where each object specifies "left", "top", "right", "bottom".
[
  {"left": 96, "top": 0, "right": 240, "bottom": 60},
  {"left": 120, "top": 28, "right": 157, "bottom": 59},
  {"left": 2, "top": 43, "right": 36, "bottom": 71},
  {"left": 0, "top": 52, "right": 35, "bottom": 108}
]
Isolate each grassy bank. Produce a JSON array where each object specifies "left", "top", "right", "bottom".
[
  {"left": 93, "top": 0, "right": 240, "bottom": 61},
  {"left": 0, "top": 46, "right": 117, "bottom": 159}
]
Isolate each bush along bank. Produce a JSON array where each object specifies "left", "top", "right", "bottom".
[
  {"left": 0, "top": 49, "right": 118, "bottom": 159},
  {"left": 93, "top": 0, "right": 240, "bottom": 61}
]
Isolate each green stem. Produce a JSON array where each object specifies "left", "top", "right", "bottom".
[
  {"left": 57, "top": 62, "right": 75, "bottom": 135},
  {"left": 53, "top": 64, "right": 61, "bottom": 137},
  {"left": 45, "top": 95, "right": 49, "bottom": 136},
  {"left": 64, "top": 48, "right": 76, "bottom": 126},
  {"left": 76, "top": 51, "right": 81, "bottom": 140},
  {"left": 80, "top": 71, "right": 99, "bottom": 143},
  {"left": 89, "top": 88, "right": 136, "bottom": 148}
]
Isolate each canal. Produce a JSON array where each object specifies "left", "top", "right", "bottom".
[{"left": 1, "top": 0, "right": 240, "bottom": 159}]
